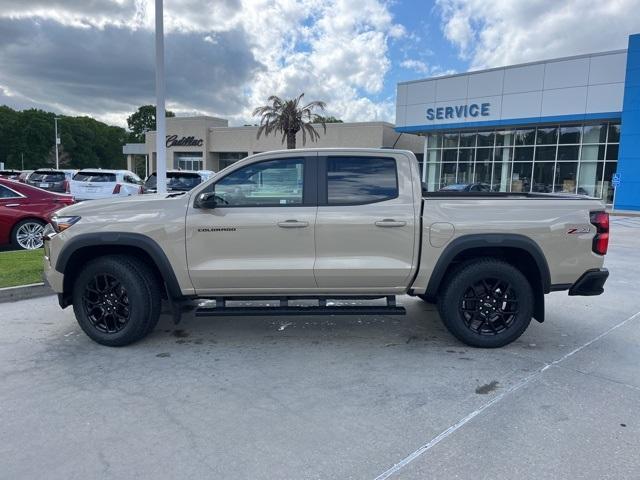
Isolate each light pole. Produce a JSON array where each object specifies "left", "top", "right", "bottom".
[
  {"left": 54, "top": 117, "right": 61, "bottom": 169},
  {"left": 155, "top": 0, "right": 167, "bottom": 194}
]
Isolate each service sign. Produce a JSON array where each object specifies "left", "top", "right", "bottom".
[{"left": 426, "top": 103, "right": 491, "bottom": 121}]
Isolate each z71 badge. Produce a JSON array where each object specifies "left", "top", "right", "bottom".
[{"left": 566, "top": 225, "right": 591, "bottom": 234}]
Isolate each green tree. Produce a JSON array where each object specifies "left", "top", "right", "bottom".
[
  {"left": 315, "top": 115, "right": 343, "bottom": 123},
  {"left": 126, "top": 105, "right": 175, "bottom": 142},
  {"left": 253, "top": 93, "right": 327, "bottom": 149},
  {"left": 0, "top": 106, "right": 128, "bottom": 170}
]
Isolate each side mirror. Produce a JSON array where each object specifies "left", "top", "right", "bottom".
[{"left": 195, "top": 192, "right": 219, "bottom": 209}]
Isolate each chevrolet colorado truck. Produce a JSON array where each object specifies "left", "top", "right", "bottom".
[{"left": 43, "top": 148, "right": 610, "bottom": 348}]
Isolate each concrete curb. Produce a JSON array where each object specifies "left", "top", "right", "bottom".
[{"left": 0, "top": 283, "right": 54, "bottom": 303}]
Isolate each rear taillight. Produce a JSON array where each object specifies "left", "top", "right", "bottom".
[
  {"left": 113, "top": 183, "right": 122, "bottom": 194},
  {"left": 138, "top": 185, "right": 144, "bottom": 194},
  {"left": 63, "top": 179, "right": 70, "bottom": 193},
  {"left": 590, "top": 211, "right": 609, "bottom": 255}
]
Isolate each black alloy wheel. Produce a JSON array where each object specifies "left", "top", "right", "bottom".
[
  {"left": 458, "top": 278, "right": 519, "bottom": 335},
  {"left": 82, "top": 273, "right": 131, "bottom": 334}
]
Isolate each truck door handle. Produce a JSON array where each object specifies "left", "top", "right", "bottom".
[
  {"left": 277, "top": 220, "right": 309, "bottom": 228},
  {"left": 375, "top": 219, "right": 406, "bottom": 227}
]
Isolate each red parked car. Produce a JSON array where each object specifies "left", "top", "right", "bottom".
[{"left": 0, "top": 178, "right": 75, "bottom": 250}]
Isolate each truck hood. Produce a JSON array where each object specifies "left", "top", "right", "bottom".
[{"left": 57, "top": 192, "right": 190, "bottom": 217}]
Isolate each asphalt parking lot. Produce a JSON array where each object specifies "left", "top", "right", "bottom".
[{"left": 1, "top": 218, "right": 639, "bottom": 479}]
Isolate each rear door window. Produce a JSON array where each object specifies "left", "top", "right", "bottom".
[
  {"left": 325, "top": 156, "right": 398, "bottom": 205},
  {"left": 30, "top": 171, "right": 66, "bottom": 182},
  {"left": 0, "top": 185, "right": 22, "bottom": 198},
  {"left": 73, "top": 172, "right": 117, "bottom": 182}
]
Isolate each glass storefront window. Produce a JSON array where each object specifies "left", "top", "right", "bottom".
[
  {"left": 457, "top": 163, "right": 473, "bottom": 184},
  {"left": 442, "top": 149, "right": 458, "bottom": 162},
  {"left": 580, "top": 144, "right": 606, "bottom": 161},
  {"left": 492, "top": 161, "right": 507, "bottom": 192},
  {"left": 443, "top": 133, "right": 459, "bottom": 148},
  {"left": 510, "top": 162, "right": 532, "bottom": 192},
  {"left": 583, "top": 124, "right": 607, "bottom": 144},
  {"left": 536, "top": 127, "right": 558, "bottom": 145},
  {"left": 557, "top": 145, "right": 579, "bottom": 160},
  {"left": 535, "top": 145, "right": 556, "bottom": 161},
  {"left": 577, "top": 161, "right": 604, "bottom": 197},
  {"left": 495, "top": 131, "right": 514, "bottom": 146},
  {"left": 424, "top": 161, "right": 440, "bottom": 192},
  {"left": 441, "top": 163, "right": 457, "bottom": 187},
  {"left": 458, "top": 148, "right": 474, "bottom": 163},
  {"left": 514, "top": 147, "right": 534, "bottom": 161},
  {"left": 475, "top": 148, "right": 492, "bottom": 163},
  {"left": 460, "top": 132, "right": 476, "bottom": 147},
  {"left": 174, "top": 152, "right": 204, "bottom": 170},
  {"left": 559, "top": 125, "right": 581, "bottom": 144},
  {"left": 477, "top": 131, "right": 495, "bottom": 147},
  {"left": 427, "top": 134, "right": 442, "bottom": 148},
  {"left": 555, "top": 162, "right": 578, "bottom": 193},
  {"left": 515, "top": 129, "right": 535, "bottom": 145},
  {"left": 475, "top": 160, "right": 492, "bottom": 186},
  {"left": 422, "top": 121, "right": 620, "bottom": 201},
  {"left": 532, "top": 162, "right": 555, "bottom": 193},
  {"left": 603, "top": 162, "right": 618, "bottom": 203}
]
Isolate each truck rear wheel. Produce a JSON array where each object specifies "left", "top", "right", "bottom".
[
  {"left": 72, "top": 255, "right": 161, "bottom": 347},
  {"left": 437, "top": 258, "right": 533, "bottom": 348}
]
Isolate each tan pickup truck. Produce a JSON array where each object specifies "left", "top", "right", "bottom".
[{"left": 43, "top": 148, "right": 610, "bottom": 348}]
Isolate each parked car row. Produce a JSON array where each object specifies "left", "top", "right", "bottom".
[
  {"left": 0, "top": 178, "right": 75, "bottom": 250},
  {"left": 1, "top": 168, "right": 215, "bottom": 197},
  {"left": 0, "top": 168, "right": 216, "bottom": 250}
]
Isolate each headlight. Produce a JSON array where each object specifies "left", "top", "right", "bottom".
[{"left": 51, "top": 215, "right": 81, "bottom": 233}]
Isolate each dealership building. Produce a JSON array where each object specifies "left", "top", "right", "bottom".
[
  {"left": 133, "top": 34, "right": 639, "bottom": 209},
  {"left": 132, "top": 117, "right": 422, "bottom": 174},
  {"left": 395, "top": 33, "right": 640, "bottom": 209}
]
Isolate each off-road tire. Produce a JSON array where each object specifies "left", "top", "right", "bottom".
[
  {"left": 437, "top": 258, "right": 533, "bottom": 348},
  {"left": 72, "top": 255, "right": 161, "bottom": 346}
]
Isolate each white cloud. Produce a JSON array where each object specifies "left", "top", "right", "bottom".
[
  {"left": 400, "top": 59, "right": 430, "bottom": 74},
  {"left": 436, "top": 0, "right": 640, "bottom": 69},
  {"left": 0, "top": 0, "right": 403, "bottom": 125}
]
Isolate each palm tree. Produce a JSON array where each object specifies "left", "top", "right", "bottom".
[{"left": 253, "top": 93, "right": 327, "bottom": 149}]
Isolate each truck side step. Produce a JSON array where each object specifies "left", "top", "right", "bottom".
[
  {"left": 195, "top": 296, "right": 405, "bottom": 317},
  {"left": 196, "top": 305, "right": 406, "bottom": 317}
]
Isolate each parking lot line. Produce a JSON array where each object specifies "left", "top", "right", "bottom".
[{"left": 373, "top": 309, "right": 640, "bottom": 480}]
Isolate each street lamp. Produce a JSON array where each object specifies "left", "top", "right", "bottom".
[
  {"left": 155, "top": 0, "right": 167, "bottom": 194},
  {"left": 54, "top": 117, "right": 61, "bottom": 169}
]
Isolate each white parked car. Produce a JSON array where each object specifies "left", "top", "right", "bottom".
[{"left": 70, "top": 169, "right": 143, "bottom": 200}]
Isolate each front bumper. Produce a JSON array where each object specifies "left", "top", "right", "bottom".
[
  {"left": 43, "top": 233, "right": 64, "bottom": 294},
  {"left": 568, "top": 268, "right": 609, "bottom": 296}
]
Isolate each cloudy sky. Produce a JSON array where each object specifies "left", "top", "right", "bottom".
[{"left": 1, "top": 0, "right": 639, "bottom": 127}]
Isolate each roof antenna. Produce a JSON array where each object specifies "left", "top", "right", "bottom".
[{"left": 392, "top": 132, "right": 403, "bottom": 149}]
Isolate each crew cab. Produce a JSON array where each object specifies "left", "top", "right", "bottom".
[{"left": 43, "top": 149, "right": 609, "bottom": 348}]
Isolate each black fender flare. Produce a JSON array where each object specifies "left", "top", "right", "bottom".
[
  {"left": 55, "top": 232, "right": 184, "bottom": 299},
  {"left": 424, "top": 234, "right": 551, "bottom": 322}
]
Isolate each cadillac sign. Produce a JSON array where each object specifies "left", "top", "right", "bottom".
[
  {"left": 166, "top": 135, "right": 204, "bottom": 147},
  {"left": 426, "top": 102, "right": 490, "bottom": 121}
]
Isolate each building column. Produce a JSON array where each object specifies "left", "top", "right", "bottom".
[{"left": 616, "top": 33, "right": 640, "bottom": 210}]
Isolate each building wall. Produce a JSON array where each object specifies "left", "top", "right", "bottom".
[
  {"left": 617, "top": 34, "right": 640, "bottom": 210},
  {"left": 396, "top": 50, "right": 627, "bottom": 131},
  {"left": 146, "top": 120, "right": 423, "bottom": 172}
]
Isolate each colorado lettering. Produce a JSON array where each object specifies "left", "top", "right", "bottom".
[{"left": 426, "top": 103, "right": 490, "bottom": 121}]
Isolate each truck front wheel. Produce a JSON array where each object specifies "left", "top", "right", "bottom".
[
  {"left": 72, "top": 255, "right": 161, "bottom": 347},
  {"left": 437, "top": 258, "right": 533, "bottom": 348}
]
